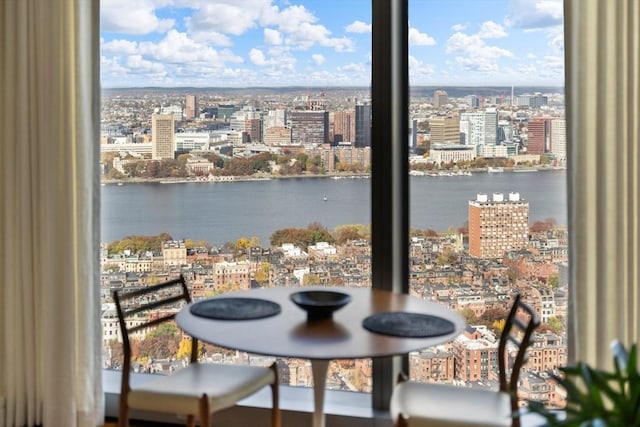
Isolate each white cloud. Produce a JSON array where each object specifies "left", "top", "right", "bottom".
[
  {"left": 446, "top": 25, "right": 513, "bottom": 74},
  {"left": 264, "top": 28, "right": 283, "bottom": 45},
  {"left": 451, "top": 24, "right": 467, "bottom": 32},
  {"left": 101, "top": 39, "right": 139, "bottom": 55},
  {"left": 548, "top": 28, "right": 564, "bottom": 52},
  {"left": 185, "top": 0, "right": 269, "bottom": 35},
  {"left": 478, "top": 21, "right": 508, "bottom": 39},
  {"left": 101, "top": 0, "right": 174, "bottom": 34},
  {"left": 345, "top": 21, "right": 371, "bottom": 34},
  {"left": 138, "top": 30, "right": 244, "bottom": 65},
  {"left": 408, "top": 55, "right": 435, "bottom": 77},
  {"left": 409, "top": 28, "right": 436, "bottom": 46},
  {"left": 311, "top": 54, "right": 325, "bottom": 66},
  {"left": 341, "top": 63, "right": 366, "bottom": 73},
  {"left": 249, "top": 48, "right": 267, "bottom": 65},
  {"left": 125, "top": 55, "right": 166, "bottom": 73},
  {"left": 506, "top": 0, "right": 563, "bottom": 29}
]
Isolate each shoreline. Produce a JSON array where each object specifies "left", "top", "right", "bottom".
[{"left": 101, "top": 166, "right": 565, "bottom": 185}]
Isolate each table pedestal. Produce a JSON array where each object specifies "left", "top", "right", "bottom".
[{"left": 311, "top": 359, "right": 330, "bottom": 427}]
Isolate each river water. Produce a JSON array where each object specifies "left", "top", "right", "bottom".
[{"left": 101, "top": 169, "right": 567, "bottom": 246}]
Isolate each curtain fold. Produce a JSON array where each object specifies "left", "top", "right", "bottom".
[
  {"left": 565, "top": 0, "right": 640, "bottom": 368},
  {"left": 0, "top": 0, "right": 102, "bottom": 426}
]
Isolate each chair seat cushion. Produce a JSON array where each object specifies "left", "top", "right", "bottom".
[
  {"left": 390, "top": 381, "right": 513, "bottom": 427},
  {"left": 128, "top": 363, "right": 275, "bottom": 415}
]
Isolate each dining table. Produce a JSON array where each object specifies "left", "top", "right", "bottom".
[{"left": 176, "top": 286, "right": 465, "bottom": 427}]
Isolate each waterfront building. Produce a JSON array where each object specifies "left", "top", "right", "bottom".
[
  {"left": 476, "top": 143, "right": 508, "bottom": 159},
  {"left": 429, "top": 143, "right": 475, "bottom": 164},
  {"left": 551, "top": 118, "right": 567, "bottom": 161},
  {"left": 151, "top": 114, "right": 175, "bottom": 160},
  {"left": 468, "top": 193, "right": 529, "bottom": 259}
]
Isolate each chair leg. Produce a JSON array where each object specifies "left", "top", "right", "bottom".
[
  {"left": 186, "top": 414, "right": 196, "bottom": 427},
  {"left": 396, "top": 413, "right": 410, "bottom": 427},
  {"left": 199, "top": 395, "right": 211, "bottom": 427},
  {"left": 270, "top": 363, "right": 281, "bottom": 427}
]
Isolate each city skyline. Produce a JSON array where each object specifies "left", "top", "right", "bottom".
[{"left": 100, "top": 0, "right": 564, "bottom": 88}]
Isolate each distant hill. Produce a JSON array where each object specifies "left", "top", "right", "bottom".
[{"left": 102, "top": 85, "right": 563, "bottom": 98}]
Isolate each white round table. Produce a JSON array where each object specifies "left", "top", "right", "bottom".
[{"left": 176, "top": 286, "right": 465, "bottom": 427}]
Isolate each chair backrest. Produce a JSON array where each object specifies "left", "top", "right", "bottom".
[
  {"left": 497, "top": 293, "right": 540, "bottom": 423},
  {"left": 112, "top": 274, "right": 198, "bottom": 392}
]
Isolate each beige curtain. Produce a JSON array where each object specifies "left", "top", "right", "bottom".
[
  {"left": 565, "top": 0, "right": 640, "bottom": 368},
  {"left": 0, "top": 0, "right": 102, "bottom": 426}
]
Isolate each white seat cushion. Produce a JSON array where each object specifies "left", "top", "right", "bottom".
[
  {"left": 390, "top": 381, "right": 513, "bottom": 427},
  {"left": 128, "top": 363, "right": 275, "bottom": 415}
]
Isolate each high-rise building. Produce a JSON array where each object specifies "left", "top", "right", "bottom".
[
  {"left": 185, "top": 95, "right": 199, "bottom": 119},
  {"left": 527, "top": 117, "right": 552, "bottom": 155},
  {"left": 355, "top": 102, "right": 371, "bottom": 148},
  {"left": 515, "top": 93, "right": 548, "bottom": 108},
  {"left": 333, "top": 111, "right": 355, "bottom": 143},
  {"left": 459, "top": 109, "right": 498, "bottom": 146},
  {"left": 429, "top": 116, "right": 460, "bottom": 144},
  {"left": 433, "top": 90, "right": 448, "bottom": 108},
  {"left": 483, "top": 108, "right": 498, "bottom": 145},
  {"left": 550, "top": 118, "right": 566, "bottom": 161},
  {"left": 151, "top": 114, "right": 175, "bottom": 160},
  {"left": 468, "top": 192, "right": 529, "bottom": 259},
  {"left": 289, "top": 111, "right": 329, "bottom": 145}
]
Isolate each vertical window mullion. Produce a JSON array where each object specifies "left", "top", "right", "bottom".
[{"left": 371, "top": 0, "right": 409, "bottom": 410}]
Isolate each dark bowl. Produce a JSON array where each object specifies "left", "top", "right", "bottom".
[{"left": 290, "top": 290, "right": 351, "bottom": 321}]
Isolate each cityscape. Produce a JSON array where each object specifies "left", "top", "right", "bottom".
[{"left": 100, "top": 85, "right": 569, "bottom": 408}]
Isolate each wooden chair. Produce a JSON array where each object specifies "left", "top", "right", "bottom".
[
  {"left": 112, "top": 274, "right": 280, "bottom": 427},
  {"left": 390, "top": 294, "right": 540, "bottom": 427}
]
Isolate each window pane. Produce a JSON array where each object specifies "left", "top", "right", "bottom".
[
  {"left": 100, "top": 0, "right": 373, "bottom": 393},
  {"left": 408, "top": 0, "right": 568, "bottom": 409}
]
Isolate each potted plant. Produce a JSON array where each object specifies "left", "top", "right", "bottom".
[{"left": 526, "top": 341, "right": 640, "bottom": 426}]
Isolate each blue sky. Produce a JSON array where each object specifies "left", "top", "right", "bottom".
[{"left": 100, "top": 0, "right": 564, "bottom": 88}]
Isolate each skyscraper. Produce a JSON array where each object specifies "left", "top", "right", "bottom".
[
  {"left": 152, "top": 114, "right": 175, "bottom": 160},
  {"left": 550, "top": 118, "right": 566, "bottom": 162},
  {"left": 468, "top": 193, "right": 529, "bottom": 259},
  {"left": 429, "top": 116, "right": 460, "bottom": 144},
  {"left": 333, "top": 111, "right": 355, "bottom": 143},
  {"left": 289, "top": 111, "right": 329, "bottom": 145},
  {"left": 527, "top": 117, "right": 552, "bottom": 155},
  {"left": 459, "top": 110, "right": 498, "bottom": 146},
  {"left": 185, "top": 95, "right": 199, "bottom": 120},
  {"left": 355, "top": 102, "right": 371, "bottom": 148},
  {"left": 433, "top": 90, "right": 448, "bottom": 108}
]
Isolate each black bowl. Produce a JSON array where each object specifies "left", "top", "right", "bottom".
[{"left": 290, "top": 290, "right": 351, "bottom": 321}]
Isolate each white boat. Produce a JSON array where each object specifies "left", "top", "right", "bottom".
[{"left": 487, "top": 167, "right": 504, "bottom": 173}]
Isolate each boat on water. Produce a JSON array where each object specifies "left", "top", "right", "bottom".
[
  {"left": 323, "top": 193, "right": 328, "bottom": 202},
  {"left": 487, "top": 167, "right": 504, "bottom": 173}
]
